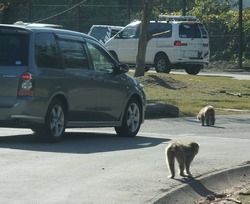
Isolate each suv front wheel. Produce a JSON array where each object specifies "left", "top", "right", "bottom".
[
  {"left": 155, "top": 54, "right": 171, "bottom": 73},
  {"left": 115, "top": 97, "right": 141, "bottom": 137}
]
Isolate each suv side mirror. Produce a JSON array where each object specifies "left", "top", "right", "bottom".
[
  {"left": 115, "top": 31, "right": 123, "bottom": 39},
  {"left": 120, "top": 64, "right": 129, "bottom": 73},
  {"left": 114, "top": 64, "right": 129, "bottom": 74}
]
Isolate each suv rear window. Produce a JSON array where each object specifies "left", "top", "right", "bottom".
[
  {"left": 179, "top": 23, "right": 201, "bottom": 39},
  {"left": 198, "top": 23, "right": 208, "bottom": 39},
  {"left": 90, "top": 27, "right": 110, "bottom": 41},
  {"left": 0, "top": 33, "right": 29, "bottom": 66}
]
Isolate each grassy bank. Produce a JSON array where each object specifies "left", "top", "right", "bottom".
[{"left": 136, "top": 73, "right": 250, "bottom": 117}]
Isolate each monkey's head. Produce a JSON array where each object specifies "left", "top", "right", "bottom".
[{"left": 189, "top": 142, "right": 200, "bottom": 154}]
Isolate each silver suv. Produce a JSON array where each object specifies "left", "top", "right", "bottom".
[
  {"left": 105, "top": 16, "right": 210, "bottom": 75},
  {"left": 0, "top": 23, "right": 146, "bottom": 142}
]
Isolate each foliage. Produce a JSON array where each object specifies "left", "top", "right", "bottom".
[
  {"left": 158, "top": 0, "right": 250, "bottom": 65},
  {"left": 187, "top": 0, "right": 250, "bottom": 64},
  {"left": 0, "top": 0, "right": 27, "bottom": 10},
  {"left": 1, "top": 0, "right": 249, "bottom": 65}
]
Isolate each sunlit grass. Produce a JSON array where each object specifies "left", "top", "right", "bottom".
[{"left": 134, "top": 72, "right": 250, "bottom": 116}]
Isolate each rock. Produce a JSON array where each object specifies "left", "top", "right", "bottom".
[{"left": 145, "top": 102, "right": 179, "bottom": 118}]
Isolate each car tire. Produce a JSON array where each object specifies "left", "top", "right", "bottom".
[
  {"left": 33, "top": 99, "right": 66, "bottom": 142},
  {"left": 155, "top": 54, "right": 171, "bottom": 73},
  {"left": 185, "top": 65, "right": 202, "bottom": 75},
  {"left": 145, "top": 66, "right": 150, "bottom": 72},
  {"left": 115, "top": 97, "right": 142, "bottom": 137}
]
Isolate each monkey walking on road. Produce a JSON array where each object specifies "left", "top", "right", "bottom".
[
  {"left": 165, "top": 141, "right": 200, "bottom": 179},
  {"left": 197, "top": 105, "right": 215, "bottom": 126}
]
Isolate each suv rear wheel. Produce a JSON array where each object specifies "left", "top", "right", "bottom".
[
  {"left": 185, "top": 65, "right": 202, "bottom": 75},
  {"left": 155, "top": 54, "right": 171, "bottom": 73},
  {"left": 115, "top": 97, "right": 141, "bottom": 137},
  {"left": 33, "top": 99, "right": 66, "bottom": 142}
]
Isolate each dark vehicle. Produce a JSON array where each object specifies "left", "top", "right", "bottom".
[{"left": 0, "top": 23, "right": 146, "bottom": 142}]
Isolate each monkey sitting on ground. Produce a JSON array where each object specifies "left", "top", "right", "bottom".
[
  {"left": 165, "top": 141, "right": 200, "bottom": 179},
  {"left": 197, "top": 105, "right": 215, "bottom": 126}
]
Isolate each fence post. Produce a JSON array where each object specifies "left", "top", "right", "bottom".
[
  {"left": 239, "top": 0, "right": 243, "bottom": 69},
  {"left": 0, "top": 11, "right": 3, "bottom": 23},
  {"left": 182, "top": 0, "right": 186, "bottom": 16}
]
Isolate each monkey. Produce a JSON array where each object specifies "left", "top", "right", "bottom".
[
  {"left": 197, "top": 105, "right": 215, "bottom": 126},
  {"left": 165, "top": 141, "right": 200, "bottom": 179}
]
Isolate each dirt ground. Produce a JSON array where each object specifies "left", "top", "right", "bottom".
[{"left": 196, "top": 184, "right": 250, "bottom": 204}]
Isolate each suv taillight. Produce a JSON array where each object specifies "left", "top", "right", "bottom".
[
  {"left": 18, "top": 72, "right": 34, "bottom": 96},
  {"left": 174, "top": 41, "right": 187, "bottom": 46}
]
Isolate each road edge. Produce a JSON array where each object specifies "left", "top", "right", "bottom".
[{"left": 147, "top": 162, "right": 250, "bottom": 204}]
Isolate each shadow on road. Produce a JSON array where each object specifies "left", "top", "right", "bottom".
[
  {"left": 181, "top": 178, "right": 215, "bottom": 197},
  {"left": 0, "top": 131, "right": 169, "bottom": 154}
]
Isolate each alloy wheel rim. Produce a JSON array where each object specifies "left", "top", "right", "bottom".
[
  {"left": 126, "top": 103, "right": 140, "bottom": 132},
  {"left": 50, "top": 105, "right": 65, "bottom": 137},
  {"left": 157, "top": 59, "right": 166, "bottom": 71}
]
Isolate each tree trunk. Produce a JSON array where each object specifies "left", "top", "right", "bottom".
[{"left": 134, "top": 0, "right": 153, "bottom": 77}]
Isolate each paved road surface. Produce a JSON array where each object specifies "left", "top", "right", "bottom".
[{"left": 0, "top": 115, "right": 249, "bottom": 203}]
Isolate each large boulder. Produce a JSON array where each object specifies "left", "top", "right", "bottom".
[{"left": 145, "top": 102, "right": 179, "bottom": 118}]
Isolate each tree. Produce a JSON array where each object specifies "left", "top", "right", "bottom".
[
  {"left": 0, "top": 1, "right": 29, "bottom": 13},
  {"left": 0, "top": 0, "right": 28, "bottom": 23},
  {"left": 189, "top": 0, "right": 249, "bottom": 63},
  {"left": 134, "top": 0, "right": 153, "bottom": 77}
]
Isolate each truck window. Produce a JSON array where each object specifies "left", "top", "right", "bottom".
[
  {"left": 198, "top": 23, "right": 208, "bottom": 39},
  {"left": 150, "top": 23, "right": 172, "bottom": 38},
  {"left": 89, "top": 27, "right": 110, "bottom": 42},
  {"left": 179, "top": 23, "right": 201, "bottom": 38},
  {"left": 118, "top": 25, "right": 138, "bottom": 39}
]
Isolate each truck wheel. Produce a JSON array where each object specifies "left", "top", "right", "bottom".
[
  {"left": 185, "top": 65, "right": 202, "bottom": 75},
  {"left": 145, "top": 66, "right": 150, "bottom": 72},
  {"left": 155, "top": 54, "right": 171, "bottom": 73},
  {"left": 115, "top": 97, "right": 142, "bottom": 137}
]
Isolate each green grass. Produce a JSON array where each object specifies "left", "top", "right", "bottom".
[{"left": 135, "top": 72, "right": 250, "bottom": 117}]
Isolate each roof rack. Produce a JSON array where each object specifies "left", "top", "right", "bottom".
[
  {"left": 14, "top": 21, "right": 63, "bottom": 28},
  {"left": 158, "top": 15, "right": 198, "bottom": 22}
]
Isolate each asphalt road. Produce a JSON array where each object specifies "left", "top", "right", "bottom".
[
  {"left": 145, "top": 67, "right": 250, "bottom": 80},
  {"left": 172, "top": 69, "right": 250, "bottom": 80},
  {"left": 0, "top": 115, "right": 249, "bottom": 204}
]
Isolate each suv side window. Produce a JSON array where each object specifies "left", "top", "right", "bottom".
[
  {"left": 179, "top": 23, "right": 201, "bottom": 38},
  {"left": 86, "top": 41, "right": 114, "bottom": 73},
  {"left": 58, "top": 39, "right": 89, "bottom": 69},
  {"left": 198, "top": 23, "right": 208, "bottom": 39},
  {"left": 35, "top": 33, "right": 61, "bottom": 68},
  {"left": 150, "top": 23, "right": 172, "bottom": 38}
]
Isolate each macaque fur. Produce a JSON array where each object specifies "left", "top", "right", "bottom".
[
  {"left": 165, "top": 141, "right": 200, "bottom": 178},
  {"left": 197, "top": 105, "right": 215, "bottom": 126}
]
